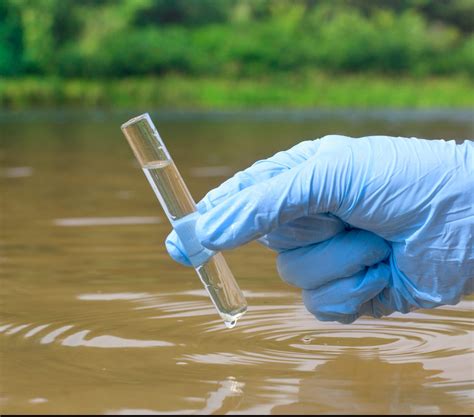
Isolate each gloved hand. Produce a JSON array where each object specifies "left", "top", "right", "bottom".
[{"left": 166, "top": 135, "right": 474, "bottom": 323}]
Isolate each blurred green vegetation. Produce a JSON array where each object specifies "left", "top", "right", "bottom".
[
  {"left": 2, "top": 75, "right": 473, "bottom": 109},
  {"left": 1, "top": 0, "right": 473, "bottom": 108}
]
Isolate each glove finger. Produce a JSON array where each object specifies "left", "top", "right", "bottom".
[
  {"left": 196, "top": 157, "right": 317, "bottom": 250},
  {"left": 200, "top": 140, "right": 320, "bottom": 211},
  {"left": 195, "top": 135, "right": 380, "bottom": 251},
  {"left": 166, "top": 212, "right": 346, "bottom": 265},
  {"left": 277, "top": 229, "right": 390, "bottom": 289},
  {"left": 357, "top": 289, "right": 398, "bottom": 319},
  {"left": 302, "top": 262, "right": 391, "bottom": 324},
  {"left": 257, "top": 213, "right": 346, "bottom": 252},
  {"left": 165, "top": 140, "right": 320, "bottom": 264},
  {"left": 165, "top": 231, "right": 192, "bottom": 266}
]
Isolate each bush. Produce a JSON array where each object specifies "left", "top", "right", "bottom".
[{"left": 1, "top": 0, "right": 473, "bottom": 78}]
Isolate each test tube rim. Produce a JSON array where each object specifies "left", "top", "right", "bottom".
[{"left": 121, "top": 113, "right": 151, "bottom": 130}]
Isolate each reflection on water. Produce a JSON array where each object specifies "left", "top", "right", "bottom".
[
  {"left": 0, "top": 322, "right": 175, "bottom": 349},
  {"left": 2, "top": 166, "right": 34, "bottom": 178},
  {"left": 1, "top": 110, "right": 473, "bottom": 414},
  {"left": 53, "top": 217, "right": 162, "bottom": 227},
  {"left": 189, "top": 166, "right": 234, "bottom": 178},
  {"left": 1, "top": 289, "right": 472, "bottom": 413}
]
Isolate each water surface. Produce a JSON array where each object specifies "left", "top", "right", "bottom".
[{"left": 1, "top": 110, "right": 473, "bottom": 414}]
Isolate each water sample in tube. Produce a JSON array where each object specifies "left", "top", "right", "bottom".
[{"left": 121, "top": 113, "right": 247, "bottom": 328}]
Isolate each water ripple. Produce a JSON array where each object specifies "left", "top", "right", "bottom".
[
  {"left": 0, "top": 321, "right": 174, "bottom": 349},
  {"left": 61, "top": 330, "right": 173, "bottom": 348},
  {"left": 143, "top": 294, "right": 473, "bottom": 370},
  {"left": 2, "top": 290, "right": 472, "bottom": 375}
]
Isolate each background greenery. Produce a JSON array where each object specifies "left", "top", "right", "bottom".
[{"left": 1, "top": 0, "right": 473, "bottom": 109}]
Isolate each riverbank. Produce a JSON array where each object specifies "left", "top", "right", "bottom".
[{"left": 1, "top": 74, "right": 473, "bottom": 109}]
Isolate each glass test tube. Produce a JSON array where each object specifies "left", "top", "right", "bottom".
[{"left": 121, "top": 113, "right": 247, "bottom": 328}]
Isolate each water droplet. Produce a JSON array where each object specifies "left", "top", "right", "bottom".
[{"left": 224, "top": 320, "right": 236, "bottom": 329}]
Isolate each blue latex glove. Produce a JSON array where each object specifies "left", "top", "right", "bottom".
[{"left": 166, "top": 136, "right": 474, "bottom": 323}]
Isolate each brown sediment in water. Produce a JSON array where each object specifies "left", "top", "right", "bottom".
[{"left": 1, "top": 113, "right": 473, "bottom": 414}]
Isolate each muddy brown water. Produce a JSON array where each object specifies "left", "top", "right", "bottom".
[{"left": 1, "top": 110, "right": 473, "bottom": 414}]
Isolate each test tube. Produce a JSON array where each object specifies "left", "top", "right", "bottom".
[{"left": 121, "top": 113, "right": 247, "bottom": 328}]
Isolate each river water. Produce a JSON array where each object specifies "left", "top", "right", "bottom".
[{"left": 1, "top": 110, "right": 473, "bottom": 414}]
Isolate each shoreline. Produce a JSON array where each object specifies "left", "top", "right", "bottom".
[
  {"left": 1, "top": 108, "right": 473, "bottom": 124},
  {"left": 1, "top": 75, "right": 473, "bottom": 110}
]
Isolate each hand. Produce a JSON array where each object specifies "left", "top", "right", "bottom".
[{"left": 166, "top": 135, "right": 474, "bottom": 323}]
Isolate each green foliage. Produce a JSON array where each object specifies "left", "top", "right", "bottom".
[
  {"left": 0, "top": 0, "right": 23, "bottom": 75},
  {"left": 0, "top": 0, "right": 472, "bottom": 82},
  {"left": 1, "top": 74, "right": 473, "bottom": 109}
]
